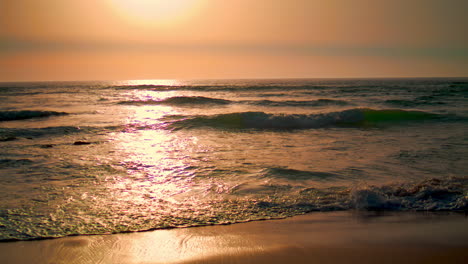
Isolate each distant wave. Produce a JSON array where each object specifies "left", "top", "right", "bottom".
[
  {"left": 165, "top": 108, "right": 443, "bottom": 130},
  {"left": 112, "top": 84, "right": 323, "bottom": 92},
  {"left": 118, "top": 96, "right": 231, "bottom": 106},
  {"left": 0, "top": 110, "right": 68, "bottom": 122},
  {"left": 248, "top": 99, "right": 350, "bottom": 107},
  {"left": 119, "top": 96, "right": 350, "bottom": 108}
]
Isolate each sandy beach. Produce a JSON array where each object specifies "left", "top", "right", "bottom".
[{"left": 1, "top": 211, "right": 467, "bottom": 264}]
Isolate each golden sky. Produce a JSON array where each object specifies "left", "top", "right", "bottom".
[{"left": 1, "top": 0, "right": 467, "bottom": 81}]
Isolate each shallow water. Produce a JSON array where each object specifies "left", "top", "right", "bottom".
[{"left": 0, "top": 78, "right": 467, "bottom": 240}]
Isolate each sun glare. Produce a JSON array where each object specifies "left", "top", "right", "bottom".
[
  {"left": 122, "top": 79, "right": 181, "bottom": 86},
  {"left": 108, "top": 0, "right": 201, "bottom": 25}
]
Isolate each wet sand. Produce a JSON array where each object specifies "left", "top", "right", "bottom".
[{"left": 1, "top": 211, "right": 467, "bottom": 264}]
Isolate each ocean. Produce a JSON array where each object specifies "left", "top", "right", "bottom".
[{"left": 0, "top": 78, "right": 467, "bottom": 241}]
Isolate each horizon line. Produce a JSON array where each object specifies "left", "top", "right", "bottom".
[{"left": 1, "top": 76, "right": 468, "bottom": 84}]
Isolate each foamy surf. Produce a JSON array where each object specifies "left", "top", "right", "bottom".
[{"left": 1, "top": 175, "right": 465, "bottom": 241}]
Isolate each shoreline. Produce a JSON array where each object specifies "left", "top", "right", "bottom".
[{"left": 1, "top": 211, "right": 467, "bottom": 264}]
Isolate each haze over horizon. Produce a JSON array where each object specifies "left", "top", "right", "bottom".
[{"left": 1, "top": 0, "right": 467, "bottom": 82}]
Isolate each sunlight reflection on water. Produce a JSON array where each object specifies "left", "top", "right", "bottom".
[
  {"left": 119, "top": 79, "right": 182, "bottom": 86},
  {"left": 101, "top": 87, "right": 222, "bottom": 220}
]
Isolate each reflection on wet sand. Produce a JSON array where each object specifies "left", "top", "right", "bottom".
[{"left": 1, "top": 212, "right": 467, "bottom": 264}]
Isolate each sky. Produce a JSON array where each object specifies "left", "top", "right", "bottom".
[{"left": 1, "top": 0, "right": 467, "bottom": 81}]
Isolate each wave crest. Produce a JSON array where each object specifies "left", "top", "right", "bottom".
[
  {"left": 0, "top": 110, "right": 68, "bottom": 122},
  {"left": 166, "top": 108, "right": 442, "bottom": 130}
]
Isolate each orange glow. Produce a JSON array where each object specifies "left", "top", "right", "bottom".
[
  {"left": 107, "top": 0, "right": 202, "bottom": 26},
  {"left": 1, "top": 1, "right": 466, "bottom": 81}
]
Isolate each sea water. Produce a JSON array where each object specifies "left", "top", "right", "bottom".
[{"left": 0, "top": 78, "right": 467, "bottom": 241}]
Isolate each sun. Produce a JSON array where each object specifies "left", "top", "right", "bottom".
[{"left": 108, "top": 0, "right": 201, "bottom": 25}]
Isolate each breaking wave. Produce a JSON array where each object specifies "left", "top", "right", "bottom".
[
  {"left": 166, "top": 108, "right": 443, "bottom": 130},
  {"left": 0, "top": 110, "right": 68, "bottom": 122},
  {"left": 299, "top": 177, "right": 468, "bottom": 211},
  {"left": 232, "top": 175, "right": 468, "bottom": 212}
]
